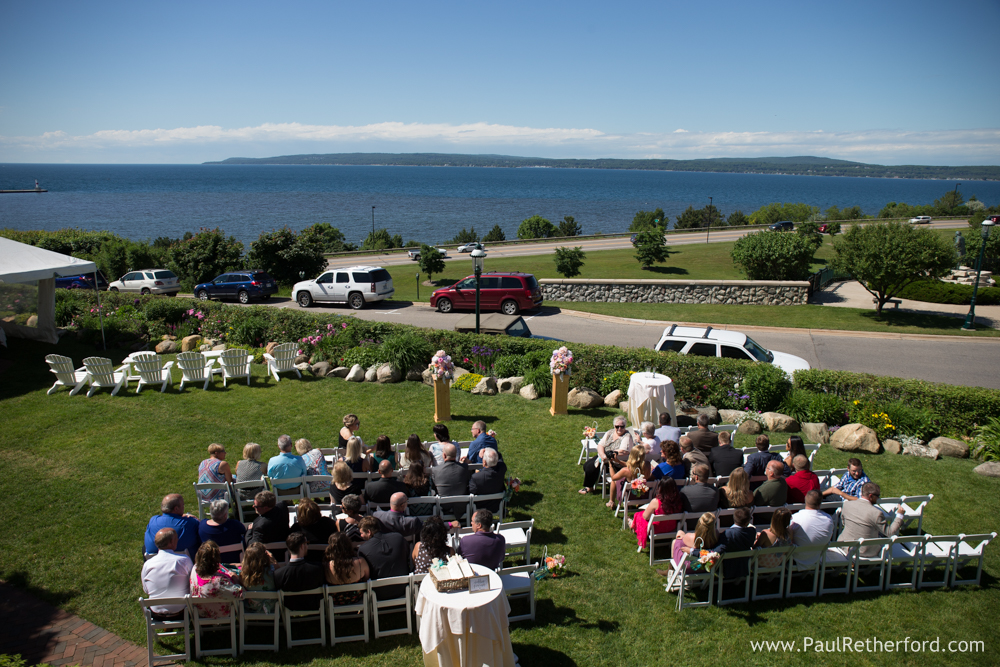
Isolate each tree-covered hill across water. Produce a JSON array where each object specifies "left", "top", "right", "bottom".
[{"left": 204, "top": 153, "right": 1000, "bottom": 180}]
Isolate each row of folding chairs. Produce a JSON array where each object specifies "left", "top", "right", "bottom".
[
  {"left": 664, "top": 531, "right": 997, "bottom": 610},
  {"left": 577, "top": 423, "right": 741, "bottom": 465}
]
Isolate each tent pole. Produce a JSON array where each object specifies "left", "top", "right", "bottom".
[{"left": 94, "top": 271, "right": 106, "bottom": 350}]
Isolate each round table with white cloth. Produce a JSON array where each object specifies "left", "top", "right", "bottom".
[
  {"left": 415, "top": 564, "right": 519, "bottom": 667},
  {"left": 627, "top": 371, "right": 676, "bottom": 430}
]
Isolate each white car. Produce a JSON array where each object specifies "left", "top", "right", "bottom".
[
  {"left": 292, "top": 265, "right": 394, "bottom": 309},
  {"left": 653, "top": 325, "right": 810, "bottom": 379},
  {"left": 107, "top": 268, "right": 180, "bottom": 296},
  {"left": 408, "top": 247, "right": 449, "bottom": 260},
  {"left": 457, "top": 242, "right": 484, "bottom": 253},
  {"left": 908, "top": 216, "right": 932, "bottom": 224}
]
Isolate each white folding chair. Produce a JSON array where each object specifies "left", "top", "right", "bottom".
[
  {"left": 499, "top": 564, "right": 538, "bottom": 622},
  {"left": 648, "top": 512, "right": 684, "bottom": 566},
  {"left": 233, "top": 480, "right": 266, "bottom": 524},
  {"left": 369, "top": 576, "right": 412, "bottom": 638},
  {"left": 82, "top": 356, "right": 128, "bottom": 396},
  {"left": 239, "top": 591, "right": 281, "bottom": 653},
  {"left": 666, "top": 552, "right": 716, "bottom": 611},
  {"left": 578, "top": 431, "right": 606, "bottom": 465},
  {"left": 750, "top": 545, "right": 794, "bottom": 601},
  {"left": 45, "top": 354, "right": 89, "bottom": 395},
  {"left": 497, "top": 519, "right": 534, "bottom": 564},
  {"left": 715, "top": 549, "right": 754, "bottom": 606},
  {"left": 280, "top": 587, "right": 327, "bottom": 647},
  {"left": 818, "top": 541, "right": 856, "bottom": 596},
  {"left": 327, "top": 582, "right": 370, "bottom": 644},
  {"left": 918, "top": 534, "right": 959, "bottom": 589},
  {"left": 263, "top": 342, "right": 302, "bottom": 382},
  {"left": 188, "top": 596, "right": 238, "bottom": 658},
  {"left": 886, "top": 535, "right": 923, "bottom": 591},
  {"left": 785, "top": 543, "right": 828, "bottom": 598},
  {"left": 302, "top": 475, "right": 333, "bottom": 504},
  {"left": 139, "top": 596, "right": 191, "bottom": 665},
  {"left": 853, "top": 537, "right": 892, "bottom": 593},
  {"left": 266, "top": 475, "right": 306, "bottom": 504},
  {"left": 470, "top": 492, "right": 506, "bottom": 522},
  {"left": 176, "top": 351, "right": 215, "bottom": 391},
  {"left": 950, "top": 532, "right": 996, "bottom": 587},
  {"left": 218, "top": 348, "right": 253, "bottom": 387},
  {"left": 130, "top": 352, "right": 175, "bottom": 393},
  {"left": 217, "top": 541, "right": 245, "bottom": 565},
  {"left": 435, "top": 494, "right": 474, "bottom": 526},
  {"left": 876, "top": 495, "right": 933, "bottom": 535},
  {"left": 192, "top": 482, "right": 231, "bottom": 520}
]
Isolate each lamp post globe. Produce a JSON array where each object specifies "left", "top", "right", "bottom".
[
  {"left": 471, "top": 248, "right": 487, "bottom": 334},
  {"left": 962, "top": 220, "right": 994, "bottom": 331}
]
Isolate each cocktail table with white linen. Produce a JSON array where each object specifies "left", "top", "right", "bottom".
[{"left": 627, "top": 371, "right": 675, "bottom": 430}]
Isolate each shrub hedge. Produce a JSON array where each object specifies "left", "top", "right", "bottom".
[{"left": 894, "top": 279, "right": 1000, "bottom": 306}]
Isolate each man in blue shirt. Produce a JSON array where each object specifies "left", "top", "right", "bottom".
[
  {"left": 143, "top": 494, "right": 201, "bottom": 556},
  {"left": 267, "top": 434, "right": 307, "bottom": 490},
  {"left": 743, "top": 434, "right": 790, "bottom": 478},
  {"left": 823, "top": 458, "right": 870, "bottom": 500},
  {"left": 464, "top": 420, "right": 500, "bottom": 465},
  {"left": 712, "top": 507, "right": 757, "bottom": 579}
]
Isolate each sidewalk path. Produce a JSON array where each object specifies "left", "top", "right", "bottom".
[
  {"left": 0, "top": 581, "right": 153, "bottom": 667},
  {"left": 812, "top": 280, "right": 1000, "bottom": 329}
]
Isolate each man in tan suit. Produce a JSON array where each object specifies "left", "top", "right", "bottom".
[
  {"left": 686, "top": 414, "right": 718, "bottom": 454},
  {"left": 837, "top": 482, "right": 905, "bottom": 557}
]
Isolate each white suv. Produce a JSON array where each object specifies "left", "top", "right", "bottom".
[
  {"left": 653, "top": 325, "right": 810, "bottom": 379},
  {"left": 292, "top": 265, "right": 394, "bottom": 309},
  {"left": 108, "top": 269, "right": 180, "bottom": 296},
  {"left": 908, "top": 216, "right": 932, "bottom": 224}
]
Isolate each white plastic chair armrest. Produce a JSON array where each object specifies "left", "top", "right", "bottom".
[
  {"left": 163, "top": 361, "right": 175, "bottom": 370},
  {"left": 263, "top": 353, "right": 275, "bottom": 362}
]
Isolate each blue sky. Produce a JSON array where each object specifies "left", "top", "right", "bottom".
[{"left": 2, "top": 0, "right": 998, "bottom": 164}]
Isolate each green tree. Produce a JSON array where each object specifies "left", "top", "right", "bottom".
[
  {"left": 934, "top": 188, "right": 965, "bottom": 216},
  {"left": 965, "top": 218, "right": 1000, "bottom": 272},
  {"left": 748, "top": 202, "right": 820, "bottom": 226},
  {"left": 167, "top": 228, "right": 244, "bottom": 289},
  {"left": 730, "top": 231, "right": 816, "bottom": 281},
  {"left": 245, "top": 226, "right": 326, "bottom": 286},
  {"left": 299, "top": 222, "right": 349, "bottom": 253},
  {"left": 727, "top": 210, "right": 750, "bottom": 226},
  {"left": 831, "top": 221, "right": 956, "bottom": 316},
  {"left": 418, "top": 244, "right": 446, "bottom": 282},
  {"left": 634, "top": 230, "right": 668, "bottom": 269},
  {"left": 825, "top": 221, "right": 842, "bottom": 236},
  {"left": 630, "top": 208, "right": 667, "bottom": 233},
  {"left": 675, "top": 204, "right": 722, "bottom": 230},
  {"left": 796, "top": 221, "right": 824, "bottom": 251},
  {"left": 824, "top": 205, "right": 864, "bottom": 221},
  {"left": 448, "top": 227, "right": 479, "bottom": 244},
  {"left": 483, "top": 224, "right": 506, "bottom": 243},
  {"left": 558, "top": 216, "right": 582, "bottom": 237},
  {"left": 362, "top": 228, "right": 400, "bottom": 250},
  {"left": 553, "top": 246, "right": 586, "bottom": 277},
  {"left": 517, "top": 215, "right": 556, "bottom": 240}
]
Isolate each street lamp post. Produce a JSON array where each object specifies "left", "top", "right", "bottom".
[
  {"left": 471, "top": 248, "right": 487, "bottom": 334},
  {"left": 706, "top": 196, "right": 713, "bottom": 243},
  {"left": 962, "top": 220, "right": 994, "bottom": 331}
]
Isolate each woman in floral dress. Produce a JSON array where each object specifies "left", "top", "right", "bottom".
[{"left": 189, "top": 541, "right": 242, "bottom": 618}]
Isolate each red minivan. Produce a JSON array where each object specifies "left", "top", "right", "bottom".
[{"left": 431, "top": 272, "right": 542, "bottom": 315}]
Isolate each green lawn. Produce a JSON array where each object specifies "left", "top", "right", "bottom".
[{"left": 2, "top": 337, "right": 999, "bottom": 667}]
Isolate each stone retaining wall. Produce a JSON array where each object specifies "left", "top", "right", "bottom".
[{"left": 539, "top": 279, "right": 810, "bottom": 306}]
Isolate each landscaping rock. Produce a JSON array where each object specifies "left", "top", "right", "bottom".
[
  {"left": 26, "top": 315, "right": 38, "bottom": 327},
  {"left": 974, "top": 461, "right": 1000, "bottom": 478},
  {"left": 377, "top": 363, "right": 402, "bottom": 383},
  {"left": 162, "top": 334, "right": 177, "bottom": 341},
  {"left": 453, "top": 366, "right": 470, "bottom": 378},
  {"left": 295, "top": 362, "right": 311, "bottom": 373},
  {"left": 903, "top": 443, "right": 939, "bottom": 460},
  {"left": 498, "top": 376, "right": 524, "bottom": 394},
  {"left": 519, "top": 384, "right": 539, "bottom": 400},
  {"left": 203, "top": 338, "right": 218, "bottom": 347},
  {"left": 568, "top": 387, "right": 604, "bottom": 409},
  {"left": 927, "top": 436, "right": 969, "bottom": 459},
  {"left": 294, "top": 354, "right": 309, "bottom": 364},
  {"left": 676, "top": 406, "right": 719, "bottom": 427},
  {"left": 763, "top": 412, "right": 800, "bottom": 433},
  {"left": 830, "top": 423, "right": 880, "bottom": 454},
  {"left": 883, "top": 439, "right": 902, "bottom": 455},
  {"left": 365, "top": 367, "right": 379, "bottom": 382},
  {"left": 212, "top": 344, "right": 227, "bottom": 351},
  {"left": 155, "top": 339, "right": 177, "bottom": 354},
  {"left": 421, "top": 368, "right": 435, "bottom": 386},
  {"left": 406, "top": 364, "right": 424, "bottom": 382},
  {"left": 181, "top": 334, "right": 203, "bottom": 352},
  {"left": 471, "top": 377, "right": 498, "bottom": 395},
  {"left": 619, "top": 400, "right": 629, "bottom": 413},
  {"left": 311, "top": 361, "right": 332, "bottom": 377},
  {"left": 719, "top": 409, "right": 744, "bottom": 424},
  {"left": 604, "top": 389, "right": 622, "bottom": 407},
  {"left": 265, "top": 342, "right": 279, "bottom": 356},
  {"left": 199, "top": 344, "right": 212, "bottom": 352},
  {"left": 801, "top": 422, "right": 830, "bottom": 445},
  {"left": 331, "top": 366, "right": 350, "bottom": 378},
  {"left": 346, "top": 364, "right": 365, "bottom": 382},
  {"left": 738, "top": 419, "right": 762, "bottom": 435}
]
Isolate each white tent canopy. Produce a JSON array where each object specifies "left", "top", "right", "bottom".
[{"left": 0, "top": 237, "right": 99, "bottom": 344}]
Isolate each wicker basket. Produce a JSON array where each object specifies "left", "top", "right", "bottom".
[{"left": 428, "top": 568, "right": 470, "bottom": 592}]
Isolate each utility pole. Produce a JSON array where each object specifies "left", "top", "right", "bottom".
[
  {"left": 706, "top": 196, "right": 713, "bottom": 243},
  {"left": 371, "top": 206, "right": 376, "bottom": 236}
]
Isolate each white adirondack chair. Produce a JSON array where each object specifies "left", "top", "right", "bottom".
[
  {"left": 45, "top": 354, "right": 89, "bottom": 395},
  {"left": 176, "top": 351, "right": 215, "bottom": 391},
  {"left": 130, "top": 352, "right": 175, "bottom": 393},
  {"left": 82, "top": 357, "right": 128, "bottom": 397},
  {"left": 263, "top": 342, "right": 301, "bottom": 382},
  {"left": 218, "top": 348, "right": 253, "bottom": 387}
]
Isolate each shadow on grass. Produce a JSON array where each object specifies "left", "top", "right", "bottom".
[
  {"left": 533, "top": 598, "right": 620, "bottom": 633},
  {"left": 569, "top": 406, "right": 619, "bottom": 419},
  {"left": 0, "top": 573, "right": 83, "bottom": 662},
  {"left": 858, "top": 309, "right": 968, "bottom": 329},
  {"left": 531, "top": 525, "right": 568, "bottom": 545},
  {"left": 645, "top": 266, "right": 690, "bottom": 276},
  {"left": 511, "top": 643, "right": 578, "bottom": 666}
]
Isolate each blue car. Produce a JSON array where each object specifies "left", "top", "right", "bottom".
[
  {"left": 55, "top": 272, "right": 108, "bottom": 290},
  {"left": 194, "top": 270, "right": 278, "bottom": 304}
]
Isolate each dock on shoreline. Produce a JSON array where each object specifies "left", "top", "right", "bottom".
[{"left": 0, "top": 188, "right": 47, "bottom": 193}]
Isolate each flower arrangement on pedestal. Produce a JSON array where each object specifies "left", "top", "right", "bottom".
[
  {"left": 429, "top": 350, "right": 455, "bottom": 382},
  {"left": 549, "top": 346, "right": 574, "bottom": 375}
]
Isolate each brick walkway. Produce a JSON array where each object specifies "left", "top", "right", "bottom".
[{"left": 0, "top": 581, "right": 154, "bottom": 667}]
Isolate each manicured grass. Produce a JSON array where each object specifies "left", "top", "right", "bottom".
[{"left": 2, "top": 336, "right": 999, "bottom": 667}]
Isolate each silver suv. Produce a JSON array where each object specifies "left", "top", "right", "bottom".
[
  {"left": 108, "top": 269, "right": 180, "bottom": 296},
  {"left": 292, "top": 265, "right": 394, "bottom": 309}
]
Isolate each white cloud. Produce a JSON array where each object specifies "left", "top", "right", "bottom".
[{"left": 673, "top": 129, "right": 688, "bottom": 133}]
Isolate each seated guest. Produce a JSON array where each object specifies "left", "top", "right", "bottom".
[
  {"left": 786, "top": 455, "right": 821, "bottom": 504},
  {"left": 289, "top": 498, "right": 339, "bottom": 560},
  {"left": 790, "top": 490, "right": 836, "bottom": 567},
  {"left": 743, "top": 435, "right": 789, "bottom": 479},
  {"left": 686, "top": 414, "right": 719, "bottom": 454},
  {"left": 608, "top": 445, "right": 651, "bottom": 509},
  {"left": 197, "top": 443, "right": 234, "bottom": 504},
  {"left": 712, "top": 507, "right": 757, "bottom": 579},
  {"left": 631, "top": 477, "right": 683, "bottom": 550},
  {"left": 680, "top": 437, "right": 710, "bottom": 477},
  {"left": 235, "top": 443, "right": 267, "bottom": 500},
  {"left": 400, "top": 433, "right": 435, "bottom": 469},
  {"left": 718, "top": 467, "right": 753, "bottom": 510},
  {"left": 144, "top": 494, "right": 201, "bottom": 556},
  {"left": 331, "top": 461, "right": 363, "bottom": 504},
  {"left": 580, "top": 415, "right": 634, "bottom": 495},
  {"left": 650, "top": 440, "right": 686, "bottom": 481},
  {"left": 430, "top": 443, "right": 472, "bottom": 519},
  {"left": 636, "top": 421, "right": 661, "bottom": 462},
  {"left": 754, "top": 507, "right": 794, "bottom": 567},
  {"left": 296, "top": 438, "right": 330, "bottom": 500},
  {"left": 364, "top": 460, "right": 407, "bottom": 505},
  {"left": 753, "top": 461, "right": 789, "bottom": 507},
  {"left": 374, "top": 492, "right": 423, "bottom": 539},
  {"left": 680, "top": 464, "right": 719, "bottom": 513},
  {"left": 339, "top": 413, "right": 363, "bottom": 449},
  {"left": 323, "top": 533, "right": 370, "bottom": 605},
  {"left": 469, "top": 448, "right": 506, "bottom": 513},
  {"left": 274, "top": 532, "right": 325, "bottom": 610},
  {"left": 240, "top": 542, "right": 278, "bottom": 613},
  {"left": 783, "top": 436, "right": 807, "bottom": 470},
  {"left": 654, "top": 412, "right": 681, "bottom": 447},
  {"left": 709, "top": 430, "right": 743, "bottom": 477},
  {"left": 141, "top": 528, "right": 193, "bottom": 620},
  {"left": 837, "top": 482, "right": 905, "bottom": 557},
  {"left": 189, "top": 541, "right": 242, "bottom": 618},
  {"left": 403, "top": 460, "right": 435, "bottom": 516},
  {"left": 823, "top": 458, "right": 870, "bottom": 500},
  {"left": 370, "top": 434, "right": 398, "bottom": 471},
  {"left": 458, "top": 509, "right": 505, "bottom": 570},
  {"left": 358, "top": 516, "right": 410, "bottom": 597},
  {"left": 412, "top": 516, "right": 456, "bottom": 574},
  {"left": 247, "top": 490, "right": 289, "bottom": 551},
  {"left": 267, "top": 434, "right": 307, "bottom": 491},
  {"left": 670, "top": 513, "right": 722, "bottom": 570},
  {"left": 464, "top": 420, "right": 498, "bottom": 465},
  {"left": 341, "top": 435, "right": 370, "bottom": 474},
  {"left": 198, "top": 499, "right": 246, "bottom": 563},
  {"left": 429, "top": 423, "right": 455, "bottom": 467},
  {"left": 336, "top": 494, "right": 364, "bottom": 542}
]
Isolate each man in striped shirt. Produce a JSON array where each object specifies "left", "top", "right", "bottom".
[{"left": 823, "top": 458, "right": 870, "bottom": 500}]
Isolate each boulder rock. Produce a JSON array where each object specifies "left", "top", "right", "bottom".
[
  {"left": 974, "top": 461, "right": 1000, "bottom": 478},
  {"left": 202, "top": 338, "right": 217, "bottom": 348},
  {"left": 801, "top": 422, "right": 830, "bottom": 445},
  {"left": 568, "top": 387, "right": 604, "bottom": 409},
  {"left": 406, "top": 364, "right": 424, "bottom": 382},
  {"left": 882, "top": 438, "right": 902, "bottom": 455},
  {"left": 498, "top": 377, "right": 524, "bottom": 394},
  {"left": 295, "top": 362, "right": 311, "bottom": 372},
  {"left": 471, "top": 377, "right": 498, "bottom": 395},
  {"left": 421, "top": 368, "right": 435, "bottom": 386},
  {"left": 604, "top": 389, "right": 622, "bottom": 407},
  {"left": 365, "top": 367, "right": 379, "bottom": 382},
  {"left": 294, "top": 354, "right": 309, "bottom": 365},
  {"left": 346, "top": 364, "right": 365, "bottom": 382},
  {"left": 331, "top": 366, "right": 350, "bottom": 378},
  {"left": 763, "top": 412, "right": 800, "bottom": 433},
  {"left": 830, "top": 423, "right": 881, "bottom": 454},
  {"left": 927, "top": 436, "right": 969, "bottom": 459},
  {"left": 155, "top": 339, "right": 177, "bottom": 354},
  {"left": 619, "top": 400, "right": 629, "bottom": 413},
  {"left": 903, "top": 443, "right": 939, "bottom": 460},
  {"left": 181, "top": 334, "right": 203, "bottom": 352},
  {"left": 265, "top": 342, "right": 279, "bottom": 356},
  {"left": 199, "top": 344, "right": 212, "bottom": 352},
  {"left": 311, "top": 361, "right": 332, "bottom": 377},
  {"left": 212, "top": 344, "right": 227, "bottom": 351},
  {"left": 453, "top": 366, "right": 470, "bottom": 378},
  {"left": 377, "top": 363, "right": 402, "bottom": 383},
  {"left": 26, "top": 315, "right": 38, "bottom": 327},
  {"left": 161, "top": 334, "right": 177, "bottom": 341},
  {"left": 519, "top": 384, "right": 540, "bottom": 400},
  {"left": 676, "top": 406, "right": 719, "bottom": 427},
  {"left": 737, "top": 419, "right": 762, "bottom": 435},
  {"left": 720, "top": 409, "right": 744, "bottom": 424}
]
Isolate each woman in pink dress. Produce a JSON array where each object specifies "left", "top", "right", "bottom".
[
  {"left": 189, "top": 541, "right": 242, "bottom": 618},
  {"left": 631, "top": 477, "right": 682, "bottom": 550}
]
